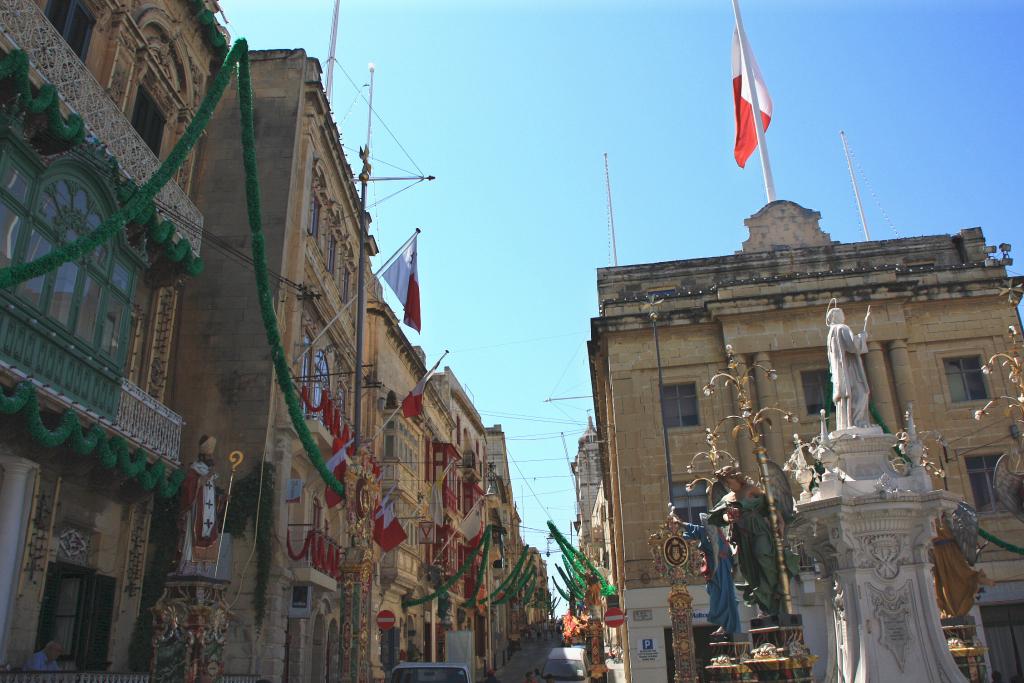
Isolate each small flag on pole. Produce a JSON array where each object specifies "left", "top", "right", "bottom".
[
  {"left": 382, "top": 232, "right": 421, "bottom": 332},
  {"left": 285, "top": 479, "right": 303, "bottom": 503},
  {"left": 374, "top": 484, "right": 408, "bottom": 552},
  {"left": 325, "top": 425, "right": 354, "bottom": 509},
  {"left": 401, "top": 351, "right": 448, "bottom": 419},
  {"left": 732, "top": 27, "right": 772, "bottom": 168}
]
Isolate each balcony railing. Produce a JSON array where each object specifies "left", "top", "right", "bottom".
[
  {"left": 0, "top": 0, "right": 202, "bottom": 253},
  {"left": 116, "top": 379, "right": 184, "bottom": 465}
]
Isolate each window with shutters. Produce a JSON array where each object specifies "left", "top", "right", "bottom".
[
  {"left": 801, "top": 369, "right": 832, "bottom": 416},
  {"left": 36, "top": 563, "right": 116, "bottom": 670},
  {"left": 130, "top": 87, "right": 165, "bottom": 156},
  {"left": 45, "top": 0, "right": 95, "bottom": 61},
  {"left": 945, "top": 356, "right": 989, "bottom": 403}
]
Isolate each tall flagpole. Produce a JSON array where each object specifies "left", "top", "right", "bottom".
[
  {"left": 840, "top": 130, "right": 871, "bottom": 241},
  {"left": 353, "top": 63, "right": 375, "bottom": 453},
  {"left": 730, "top": 0, "right": 776, "bottom": 204}
]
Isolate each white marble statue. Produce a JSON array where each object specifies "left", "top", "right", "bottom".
[{"left": 826, "top": 303, "right": 872, "bottom": 431}]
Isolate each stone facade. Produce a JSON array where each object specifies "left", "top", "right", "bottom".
[
  {"left": 588, "top": 200, "right": 1021, "bottom": 680},
  {"left": 0, "top": 0, "right": 222, "bottom": 672}
]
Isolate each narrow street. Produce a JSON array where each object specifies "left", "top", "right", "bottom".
[{"left": 495, "top": 634, "right": 560, "bottom": 681}]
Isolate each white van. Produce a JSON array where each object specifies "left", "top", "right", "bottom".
[
  {"left": 541, "top": 647, "right": 590, "bottom": 682},
  {"left": 389, "top": 663, "right": 472, "bottom": 683}
]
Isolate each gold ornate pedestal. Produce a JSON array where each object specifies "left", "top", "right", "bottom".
[
  {"left": 942, "top": 616, "right": 988, "bottom": 683},
  {"left": 742, "top": 616, "right": 817, "bottom": 683},
  {"left": 649, "top": 514, "right": 703, "bottom": 683},
  {"left": 704, "top": 637, "right": 754, "bottom": 682},
  {"left": 151, "top": 576, "right": 230, "bottom": 683}
]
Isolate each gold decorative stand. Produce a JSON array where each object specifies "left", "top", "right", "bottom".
[
  {"left": 151, "top": 576, "right": 230, "bottom": 683},
  {"left": 942, "top": 616, "right": 988, "bottom": 683},
  {"left": 704, "top": 636, "right": 753, "bottom": 682},
  {"left": 649, "top": 514, "right": 703, "bottom": 683}
]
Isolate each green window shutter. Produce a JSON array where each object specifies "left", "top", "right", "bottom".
[
  {"left": 84, "top": 574, "right": 116, "bottom": 670},
  {"left": 35, "top": 562, "right": 61, "bottom": 651}
]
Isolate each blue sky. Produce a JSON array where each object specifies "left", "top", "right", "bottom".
[{"left": 220, "top": 0, "right": 1023, "bottom": 595}]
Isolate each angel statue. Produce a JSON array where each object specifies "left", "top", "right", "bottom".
[
  {"left": 707, "top": 465, "right": 800, "bottom": 617},
  {"left": 825, "top": 301, "right": 872, "bottom": 431},
  {"left": 677, "top": 510, "right": 740, "bottom": 636}
]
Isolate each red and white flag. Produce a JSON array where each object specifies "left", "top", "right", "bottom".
[
  {"left": 732, "top": 27, "right": 772, "bottom": 168},
  {"left": 401, "top": 352, "right": 447, "bottom": 419},
  {"left": 382, "top": 232, "right": 421, "bottom": 332},
  {"left": 325, "top": 424, "right": 354, "bottom": 509},
  {"left": 373, "top": 484, "right": 408, "bottom": 552}
]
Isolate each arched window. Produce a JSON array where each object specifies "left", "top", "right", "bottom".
[
  {"left": 385, "top": 390, "right": 398, "bottom": 410},
  {"left": 1, "top": 156, "right": 137, "bottom": 366},
  {"left": 311, "top": 349, "right": 330, "bottom": 409}
]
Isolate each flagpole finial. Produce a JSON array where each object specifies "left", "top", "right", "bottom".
[{"left": 368, "top": 62, "right": 375, "bottom": 73}]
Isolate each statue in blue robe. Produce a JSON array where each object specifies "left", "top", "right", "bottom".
[{"left": 681, "top": 513, "right": 741, "bottom": 636}]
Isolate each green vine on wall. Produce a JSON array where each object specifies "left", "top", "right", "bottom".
[
  {"left": 0, "top": 381, "right": 185, "bottom": 497},
  {"left": 223, "top": 462, "right": 275, "bottom": 629},
  {"left": 127, "top": 493, "right": 181, "bottom": 671}
]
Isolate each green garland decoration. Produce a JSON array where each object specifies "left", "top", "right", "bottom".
[
  {"left": 127, "top": 492, "right": 180, "bottom": 670},
  {"left": 979, "top": 527, "right": 1024, "bottom": 555},
  {"left": 552, "top": 576, "right": 572, "bottom": 603},
  {"left": 519, "top": 572, "right": 538, "bottom": 606},
  {"left": 0, "top": 381, "right": 184, "bottom": 496},
  {"left": 493, "top": 565, "right": 536, "bottom": 606},
  {"left": 548, "top": 521, "right": 615, "bottom": 596},
  {"left": 559, "top": 562, "right": 585, "bottom": 598},
  {"left": 555, "top": 565, "right": 583, "bottom": 601},
  {"left": 0, "top": 39, "right": 345, "bottom": 500},
  {"left": 465, "top": 545, "right": 530, "bottom": 608},
  {"left": 223, "top": 463, "right": 275, "bottom": 629},
  {"left": 403, "top": 526, "right": 494, "bottom": 608},
  {"left": 0, "top": 50, "right": 85, "bottom": 146}
]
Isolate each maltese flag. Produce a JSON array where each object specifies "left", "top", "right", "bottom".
[
  {"left": 374, "top": 484, "right": 408, "bottom": 552},
  {"left": 382, "top": 232, "right": 421, "bottom": 332},
  {"left": 324, "top": 425, "right": 354, "bottom": 509},
  {"left": 732, "top": 27, "right": 772, "bottom": 168}
]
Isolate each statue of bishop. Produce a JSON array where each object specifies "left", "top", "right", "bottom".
[{"left": 177, "top": 435, "right": 226, "bottom": 575}]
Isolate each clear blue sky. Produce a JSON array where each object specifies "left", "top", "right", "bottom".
[{"left": 220, "top": 0, "right": 1023, "bottom": 596}]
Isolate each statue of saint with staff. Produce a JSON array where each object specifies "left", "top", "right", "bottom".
[{"left": 826, "top": 301, "right": 872, "bottom": 431}]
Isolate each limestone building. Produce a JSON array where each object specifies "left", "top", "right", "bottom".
[
  {"left": 0, "top": 0, "right": 222, "bottom": 672},
  {"left": 588, "top": 200, "right": 1022, "bottom": 680}
]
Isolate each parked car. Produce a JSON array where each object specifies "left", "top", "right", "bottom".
[
  {"left": 541, "top": 647, "right": 590, "bottom": 682},
  {"left": 390, "top": 663, "right": 472, "bottom": 683}
]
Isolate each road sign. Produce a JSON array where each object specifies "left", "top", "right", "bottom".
[
  {"left": 376, "top": 610, "right": 397, "bottom": 630},
  {"left": 605, "top": 607, "right": 625, "bottom": 628}
]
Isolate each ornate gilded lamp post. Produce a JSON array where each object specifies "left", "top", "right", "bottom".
[
  {"left": 700, "top": 345, "right": 816, "bottom": 678},
  {"left": 646, "top": 299, "right": 705, "bottom": 682}
]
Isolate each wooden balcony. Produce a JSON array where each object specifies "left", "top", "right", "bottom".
[
  {"left": 288, "top": 528, "right": 341, "bottom": 591},
  {"left": 380, "top": 545, "right": 420, "bottom": 591}
]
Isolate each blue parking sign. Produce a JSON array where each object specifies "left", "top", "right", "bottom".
[{"left": 642, "top": 638, "right": 655, "bottom": 651}]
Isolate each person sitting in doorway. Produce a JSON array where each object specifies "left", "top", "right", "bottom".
[{"left": 24, "top": 641, "right": 63, "bottom": 671}]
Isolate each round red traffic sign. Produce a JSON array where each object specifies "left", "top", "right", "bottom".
[
  {"left": 605, "top": 607, "right": 625, "bottom": 628},
  {"left": 377, "top": 610, "right": 397, "bottom": 630}
]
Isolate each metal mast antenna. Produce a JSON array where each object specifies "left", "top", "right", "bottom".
[
  {"left": 840, "top": 130, "right": 871, "bottom": 241},
  {"left": 603, "top": 153, "right": 618, "bottom": 266},
  {"left": 325, "top": 0, "right": 341, "bottom": 102}
]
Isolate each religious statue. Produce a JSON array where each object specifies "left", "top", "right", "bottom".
[
  {"left": 826, "top": 302, "right": 872, "bottom": 431},
  {"left": 680, "top": 513, "right": 740, "bottom": 636},
  {"left": 931, "top": 514, "right": 993, "bottom": 617},
  {"left": 707, "top": 466, "right": 799, "bottom": 617},
  {"left": 177, "top": 435, "right": 226, "bottom": 575}
]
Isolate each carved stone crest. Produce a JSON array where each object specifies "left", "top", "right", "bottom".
[
  {"left": 858, "top": 533, "right": 905, "bottom": 580},
  {"left": 868, "top": 581, "right": 913, "bottom": 671}
]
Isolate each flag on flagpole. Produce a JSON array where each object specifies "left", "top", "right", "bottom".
[
  {"left": 374, "top": 484, "right": 408, "bottom": 552},
  {"left": 382, "top": 232, "right": 421, "bottom": 332},
  {"left": 325, "top": 424, "right": 354, "bottom": 509},
  {"left": 732, "top": 27, "right": 772, "bottom": 168},
  {"left": 401, "top": 352, "right": 447, "bottom": 419},
  {"left": 458, "top": 501, "right": 483, "bottom": 544}
]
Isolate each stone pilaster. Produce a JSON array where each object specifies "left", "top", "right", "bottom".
[
  {"left": 865, "top": 341, "right": 898, "bottom": 430},
  {"left": 754, "top": 352, "right": 786, "bottom": 462},
  {"left": 0, "top": 456, "right": 37, "bottom": 664},
  {"left": 888, "top": 340, "right": 915, "bottom": 418}
]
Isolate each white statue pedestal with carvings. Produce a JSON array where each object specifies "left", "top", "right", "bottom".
[{"left": 792, "top": 431, "right": 966, "bottom": 683}]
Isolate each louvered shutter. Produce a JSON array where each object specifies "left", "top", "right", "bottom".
[
  {"left": 34, "top": 563, "right": 61, "bottom": 650},
  {"left": 84, "top": 574, "right": 116, "bottom": 670}
]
